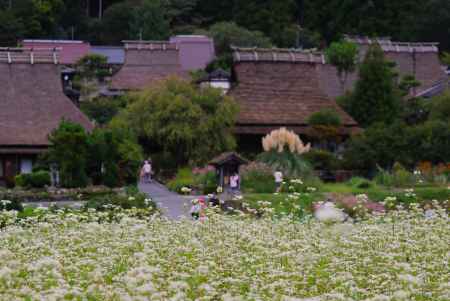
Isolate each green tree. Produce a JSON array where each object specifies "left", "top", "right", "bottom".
[
  {"left": 232, "top": 0, "right": 298, "bottom": 47},
  {"left": 80, "top": 97, "right": 126, "bottom": 125},
  {"left": 165, "top": 0, "right": 199, "bottom": 32},
  {"left": 441, "top": 52, "right": 450, "bottom": 68},
  {"left": 341, "top": 44, "right": 401, "bottom": 127},
  {"left": 129, "top": 0, "right": 170, "bottom": 41},
  {"left": 429, "top": 93, "right": 450, "bottom": 122},
  {"left": 48, "top": 121, "right": 89, "bottom": 188},
  {"left": 307, "top": 109, "right": 342, "bottom": 150},
  {"left": 112, "top": 77, "right": 239, "bottom": 166},
  {"left": 344, "top": 120, "right": 450, "bottom": 171},
  {"left": 87, "top": 129, "right": 121, "bottom": 187},
  {"left": 325, "top": 40, "right": 358, "bottom": 94},
  {"left": 0, "top": 10, "right": 25, "bottom": 46},
  {"left": 75, "top": 54, "right": 108, "bottom": 80},
  {"left": 99, "top": 1, "right": 134, "bottom": 44},
  {"left": 203, "top": 22, "right": 272, "bottom": 71}
]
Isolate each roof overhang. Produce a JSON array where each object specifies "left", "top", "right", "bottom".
[{"left": 0, "top": 146, "right": 48, "bottom": 154}]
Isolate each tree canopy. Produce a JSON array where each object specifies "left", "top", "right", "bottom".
[
  {"left": 111, "top": 77, "right": 239, "bottom": 167},
  {"left": 0, "top": 0, "right": 448, "bottom": 52},
  {"left": 339, "top": 44, "right": 401, "bottom": 127}
]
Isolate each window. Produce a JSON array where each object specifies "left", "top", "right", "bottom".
[{"left": 20, "top": 158, "right": 33, "bottom": 174}]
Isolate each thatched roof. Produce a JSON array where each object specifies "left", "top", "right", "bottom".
[
  {"left": 111, "top": 41, "right": 186, "bottom": 90},
  {"left": 344, "top": 35, "right": 447, "bottom": 97},
  {"left": 229, "top": 48, "right": 358, "bottom": 135},
  {"left": 0, "top": 48, "right": 93, "bottom": 148}
]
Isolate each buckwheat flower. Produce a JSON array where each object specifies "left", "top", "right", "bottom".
[
  {"left": 197, "top": 265, "right": 209, "bottom": 275},
  {"left": 392, "top": 290, "right": 409, "bottom": 300},
  {"left": 168, "top": 281, "right": 189, "bottom": 291},
  {"left": 398, "top": 274, "right": 422, "bottom": 285},
  {"left": 315, "top": 202, "right": 345, "bottom": 223},
  {"left": 0, "top": 199, "right": 11, "bottom": 206}
]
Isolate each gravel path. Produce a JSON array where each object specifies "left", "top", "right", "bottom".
[{"left": 139, "top": 181, "right": 191, "bottom": 219}]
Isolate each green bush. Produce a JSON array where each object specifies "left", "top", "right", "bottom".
[
  {"left": 15, "top": 171, "right": 50, "bottom": 188},
  {"left": 29, "top": 171, "right": 51, "bottom": 188},
  {"left": 0, "top": 199, "right": 23, "bottom": 211},
  {"left": 241, "top": 162, "right": 276, "bottom": 193},
  {"left": 257, "top": 150, "right": 314, "bottom": 179},
  {"left": 307, "top": 109, "right": 342, "bottom": 127},
  {"left": 348, "top": 177, "right": 372, "bottom": 189},
  {"left": 302, "top": 149, "right": 341, "bottom": 171},
  {"left": 195, "top": 171, "right": 217, "bottom": 194},
  {"left": 84, "top": 192, "right": 154, "bottom": 211},
  {"left": 166, "top": 167, "right": 196, "bottom": 193},
  {"left": 14, "top": 174, "right": 28, "bottom": 187},
  {"left": 374, "top": 165, "right": 415, "bottom": 187}
]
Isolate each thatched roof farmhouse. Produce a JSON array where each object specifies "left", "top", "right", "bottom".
[
  {"left": 0, "top": 47, "right": 93, "bottom": 185},
  {"left": 229, "top": 47, "right": 359, "bottom": 139}
]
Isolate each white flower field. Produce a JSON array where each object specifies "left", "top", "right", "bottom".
[{"left": 0, "top": 208, "right": 449, "bottom": 300}]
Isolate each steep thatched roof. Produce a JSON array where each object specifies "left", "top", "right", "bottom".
[
  {"left": 229, "top": 48, "right": 358, "bottom": 135},
  {"left": 111, "top": 41, "right": 186, "bottom": 90},
  {"left": 0, "top": 48, "right": 93, "bottom": 148}
]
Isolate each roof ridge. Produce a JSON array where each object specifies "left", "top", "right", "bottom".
[
  {"left": 232, "top": 46, "right": 325, "bottom": 64},
  {"left": 344, "top": 35, "right": 439, "bottom": 52},
  {"left": 0, "top": 48, "right": 60, "bottom": 64}
]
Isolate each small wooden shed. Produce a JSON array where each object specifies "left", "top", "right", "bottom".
[{"left": 209, "top": 152, "right": 248, "bottom": 188}]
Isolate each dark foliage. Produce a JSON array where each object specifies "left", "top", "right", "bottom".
[{"left": 0, "top": 0, "right": 448, "bottom": 52}]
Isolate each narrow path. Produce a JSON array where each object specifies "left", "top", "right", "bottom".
[{"left": 138, "top": 181, "right": 191, "bottom": 219}]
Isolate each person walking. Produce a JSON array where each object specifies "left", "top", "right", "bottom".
[
  {"left": 274, "top": 170, "right": 283, "bottom": 192},
  {"left": 141, "top": 160, "right": 153, "bottom": 183}
]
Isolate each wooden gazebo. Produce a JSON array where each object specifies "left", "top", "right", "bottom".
[{"left": 209, "top": 152, "right": 248, "bottom": 188}]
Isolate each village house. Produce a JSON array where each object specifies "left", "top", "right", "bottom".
[
  {"left": 228, "top": 47, "right": 360, "bottom": 153},
  {"left": 321, "top": 35, "right": 448, "bottom": 99},
  {"left": 109, "top": 36, "right": 215, "bottom": 92},
  {"left": 0, "top": 47, "right": 93, "bottom": 186}
]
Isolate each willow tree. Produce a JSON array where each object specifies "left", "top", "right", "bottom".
[{"left": 112, "top": 77, "right": 239, "bottom": 167}]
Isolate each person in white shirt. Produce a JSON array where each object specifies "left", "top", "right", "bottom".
[
  {"left": 274, "top": 170, "right": 283, "bottom": 192},
  {"left": 141, "top": 160, "right": 152, "bottom": 183}
]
